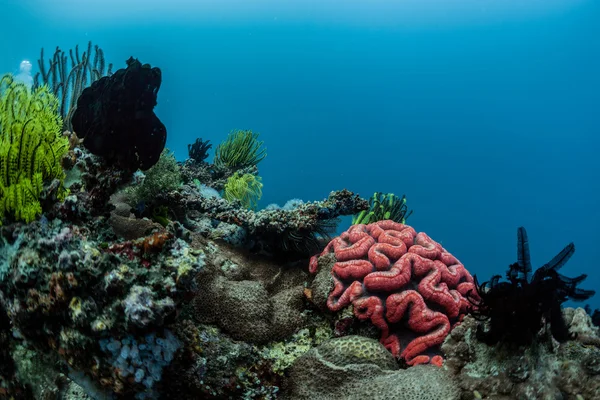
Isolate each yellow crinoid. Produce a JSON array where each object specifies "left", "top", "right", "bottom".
[
  {"left": 0, "top": 74, "right": 69, "bottom": 224},
  {"left": 223, "top": 172, "right": 263, "bottom": 210}
]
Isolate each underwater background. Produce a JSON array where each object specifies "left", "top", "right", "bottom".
[{"left": 1, "top": 0, "right": 598, "bottom": 309}]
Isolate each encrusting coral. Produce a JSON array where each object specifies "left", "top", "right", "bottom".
[
  {"left": 189, "top": 238, "right": 308, "bottom": 344},
  {"left": 0, "top": 74, "right": 69, "bottom": 224},
  {"left": 283, "top": 335, "right": 460, "bottom": 399}
]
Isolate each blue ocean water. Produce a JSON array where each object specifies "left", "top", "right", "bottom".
[{"left": 1, "top": 0, "right": 598, "bottom": 308}]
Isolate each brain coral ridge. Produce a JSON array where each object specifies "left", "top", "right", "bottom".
[{"left": 309, "top": 220, "right": 478, "bottom": 366}]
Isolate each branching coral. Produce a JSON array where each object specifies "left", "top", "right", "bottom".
[
  {"left": 155, "top": 188, "right": 368, "bottom": 258},
  {"left": 470, "top": 227, "right": 595, "bottom": 345},
  {"left": 214, "top": 130, "right": 266, "bottom": 169},
  {"left": 0, "top": 74, "right": 69, "bottom": 224},
  {"left": 352, "top": 192, "right": 412, "bottom": 225},
  {"left": 223, "top": 172, "right": 263, "bottom": 209}
]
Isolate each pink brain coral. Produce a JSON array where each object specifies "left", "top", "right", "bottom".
[{"left": 309, "top": 220, "right": 478, "bottom": 366}]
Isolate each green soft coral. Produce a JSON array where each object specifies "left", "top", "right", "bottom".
[{"left": 0, "top": 74, "right": 69, "bottom": 224}]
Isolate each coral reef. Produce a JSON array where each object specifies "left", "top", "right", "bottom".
[
  {"left": 124, "top": 149, "right": 182, "bottom": 208},
  {"left": 71, "top": 57, "right": 166, "bottom": 171},
  {"left": 0, "top": 146, "right": 598, "bottom": 400},
  {"left": 55, "top": 149, "right": 132, "bottom": 222},
  {"left": 1, "top": 43, "right": 598, "bottom": 400},
  {"left": 442, "top": 309, "right": 600, "bottom": 400},
  {"left": 155, "top": 186, "right": 368, "bottom": 258},
  {"left": 309, "top": 220, "right": 478, "bottom": 366},
  {"left": 0, "top": 219, "right": 203, "bottom": 398},
  {"left": 162, "top": 321, "right": 282, "bottom": 399}
]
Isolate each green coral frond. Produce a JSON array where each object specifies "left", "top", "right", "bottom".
[
  {"left": 214, "top": 129, "right": 266, "bottom": 169},
  {"left": 223, "top": 172, "right": 263, "bottom": 209},
  {"left": 0, "top": 74, "right": 69, "bottom": 225},
  {"left": 352, "top": 192, "right": 413, "bottom": 225}
]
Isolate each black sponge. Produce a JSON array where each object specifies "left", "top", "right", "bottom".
[{"left": 72, "top": 57, "right": 166, "bottom": 171}]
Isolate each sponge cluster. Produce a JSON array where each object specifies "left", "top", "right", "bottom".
[{"left": 99, "top": 330, "right": 180, "bottom": 398}]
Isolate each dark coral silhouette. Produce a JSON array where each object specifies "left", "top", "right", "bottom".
[
  {"left": 71, "top": 57, "right": 166, "bottom": 171},
  {"left": 188, "top": 138, "right": 212, "bottom": 163},
  {"left": 471, "top": 227, "right": 595, "bottom": 345},
  {"left": 593, "top": 310, "right": 600, "bottom": 327},
  {"left": 584, "top": 304, "right": 600, "bottom": 327}
]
